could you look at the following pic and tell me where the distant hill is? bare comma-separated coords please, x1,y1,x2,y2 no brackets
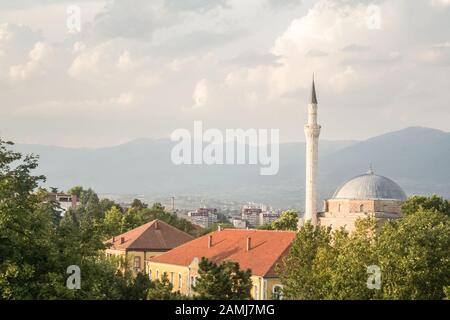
320,127,450,198
11,127,450,209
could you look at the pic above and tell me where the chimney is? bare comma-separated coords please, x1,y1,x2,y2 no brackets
218,225,222,232
246,237,251,251
120,237,125,244
155,220,159,230
208,235,213,248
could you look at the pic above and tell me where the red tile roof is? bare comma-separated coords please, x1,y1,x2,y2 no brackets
105,219,193,251
150,229,296,277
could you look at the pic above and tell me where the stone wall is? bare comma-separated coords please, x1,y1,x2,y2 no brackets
319,199,403,232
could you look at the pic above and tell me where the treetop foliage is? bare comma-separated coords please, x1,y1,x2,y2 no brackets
193,257,252,300
0,139,194,299
279,199,450,300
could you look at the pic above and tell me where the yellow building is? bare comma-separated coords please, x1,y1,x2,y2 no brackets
146,228,296,300
105,219,193,272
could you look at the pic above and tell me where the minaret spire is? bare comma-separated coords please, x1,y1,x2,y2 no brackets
302,74,321,228
311,73,317,104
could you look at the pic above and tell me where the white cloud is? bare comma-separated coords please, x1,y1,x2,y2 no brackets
0,1,106,42
269,1,381,93
431,0,450,7
9,41,49,80
11,91,136,118
0,22,41,65
328,66,358,92
1,0,450,146
421,42,450,65
111,92,134,105
192,79,209,108
73,41,86,52
433,42,450,49
117,50,134,71
67,46,102,78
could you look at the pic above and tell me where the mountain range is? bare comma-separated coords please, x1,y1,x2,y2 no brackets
11,127,450,209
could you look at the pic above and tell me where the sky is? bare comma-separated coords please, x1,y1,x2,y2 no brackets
0,0,449,147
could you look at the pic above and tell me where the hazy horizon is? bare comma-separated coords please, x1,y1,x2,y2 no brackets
7,125,448,149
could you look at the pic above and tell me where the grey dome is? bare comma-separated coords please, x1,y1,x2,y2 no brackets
332,170,407,200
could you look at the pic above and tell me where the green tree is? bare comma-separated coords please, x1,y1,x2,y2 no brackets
151,203,165,211
278,222,333,299
116,271,153,300
324,218,379,300
68,185,83,198
444,286,450,300
131,199,148,210
36,187,63,227
147,273,184,300
198,223,234,236
100,198,121,214
193,258,252,300
257,223,273,230
279,213,450,300
402,195,450,217
121,209,144,233
0,139,51,299
0,139,155,300
271,210,299,231
103,206,123,237
79,188,104,220
377,210,450,299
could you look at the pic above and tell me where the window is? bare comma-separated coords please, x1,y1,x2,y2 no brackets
170,272,174,284
253,285,258,299
272,285,283,300
156,270,159,280
133,256,141,272
190,276,197,289
178,273,182,289
338,204,341,212
360,204,364,212
148,269,152,280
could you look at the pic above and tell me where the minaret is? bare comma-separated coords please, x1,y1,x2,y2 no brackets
303,75,321,226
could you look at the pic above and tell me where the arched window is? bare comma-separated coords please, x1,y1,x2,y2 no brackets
338,204,342,212
272,285,283,300
156,270,159,280
178,273,182,289
360,204,364,212
148,269,152,280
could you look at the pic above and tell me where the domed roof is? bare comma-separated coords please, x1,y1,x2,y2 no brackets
332,169,407,200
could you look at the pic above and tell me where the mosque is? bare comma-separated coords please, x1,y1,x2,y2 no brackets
302,76,407,232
